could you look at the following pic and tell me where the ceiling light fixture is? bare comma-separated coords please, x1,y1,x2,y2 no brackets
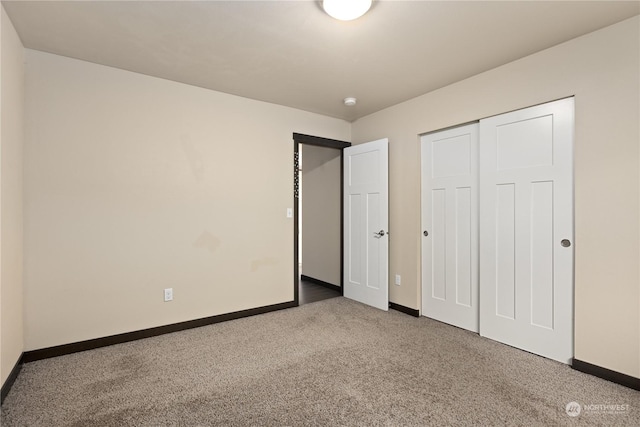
323,0,372,21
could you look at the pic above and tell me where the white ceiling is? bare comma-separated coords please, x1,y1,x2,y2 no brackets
3,1,639,122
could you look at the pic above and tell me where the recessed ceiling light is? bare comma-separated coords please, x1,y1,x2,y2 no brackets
323,0,372,21
344,97,357,107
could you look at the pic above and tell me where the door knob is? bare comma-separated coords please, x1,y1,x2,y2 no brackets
423,230,429,237
561,239,571,247
374,230,386,238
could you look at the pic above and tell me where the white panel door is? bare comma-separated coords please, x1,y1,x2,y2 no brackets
344,139,389,311
421,124,479,332
479,98,574,364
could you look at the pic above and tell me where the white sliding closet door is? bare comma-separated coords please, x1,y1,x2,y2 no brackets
479,98,574,364
421,123,479,332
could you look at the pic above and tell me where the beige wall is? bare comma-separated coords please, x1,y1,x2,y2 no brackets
301,144,341,286
1,6,25,387
9,9,640,385
23,50,350,351
351,16,640,378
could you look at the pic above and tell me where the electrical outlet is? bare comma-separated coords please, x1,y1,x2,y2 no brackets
395,274,401,286
164,288,173,302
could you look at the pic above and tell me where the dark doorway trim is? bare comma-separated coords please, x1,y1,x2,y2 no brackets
293,133,351,306
293,133,351,150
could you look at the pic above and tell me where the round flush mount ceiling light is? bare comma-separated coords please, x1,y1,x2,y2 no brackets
323,0,372,21
344,97,357,106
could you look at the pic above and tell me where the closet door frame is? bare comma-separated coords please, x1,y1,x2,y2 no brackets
419,97,575,364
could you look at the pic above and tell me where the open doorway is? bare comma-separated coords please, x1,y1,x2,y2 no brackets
293,133,351,305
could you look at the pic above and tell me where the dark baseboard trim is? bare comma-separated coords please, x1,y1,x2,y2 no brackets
572,358,640,391
389,302,420,317
22,301,297,364
300,275,342,294
1,353,23,405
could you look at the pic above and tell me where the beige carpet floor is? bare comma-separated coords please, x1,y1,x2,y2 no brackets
1,297,638,426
